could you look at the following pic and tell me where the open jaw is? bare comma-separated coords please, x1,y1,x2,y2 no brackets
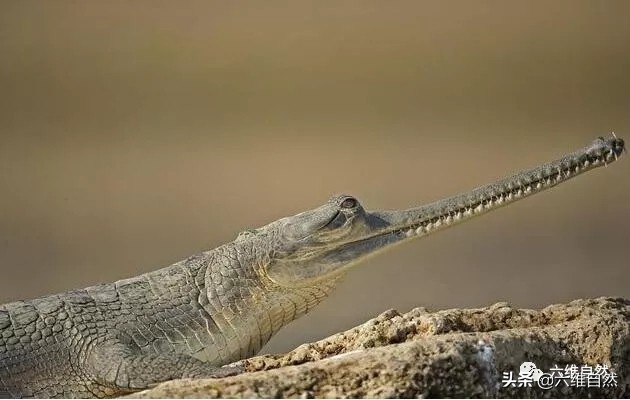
320,135,625,265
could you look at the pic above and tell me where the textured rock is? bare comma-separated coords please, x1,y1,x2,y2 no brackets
128,297,629,398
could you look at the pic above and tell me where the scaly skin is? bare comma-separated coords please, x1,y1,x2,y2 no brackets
0,135,625,398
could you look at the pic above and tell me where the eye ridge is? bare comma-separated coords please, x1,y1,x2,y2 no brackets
340,197,358,209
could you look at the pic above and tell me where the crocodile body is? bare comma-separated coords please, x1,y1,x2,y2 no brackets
0,136,625,398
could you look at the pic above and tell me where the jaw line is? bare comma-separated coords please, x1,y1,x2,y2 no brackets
315,220,409,267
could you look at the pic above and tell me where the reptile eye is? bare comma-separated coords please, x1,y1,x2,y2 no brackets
340,197,358,209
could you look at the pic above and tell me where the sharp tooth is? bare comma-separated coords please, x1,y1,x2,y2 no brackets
425,222,433,230
583,160,590,167
506,193,513,201
535,182,542,189
445,215,453,224
474,204,483,213
574,165,580,173
454,212,462,220
415,226,424,235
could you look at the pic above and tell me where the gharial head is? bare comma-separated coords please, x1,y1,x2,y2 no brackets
258,194,397,286
238,135,625,288
243,195,404,286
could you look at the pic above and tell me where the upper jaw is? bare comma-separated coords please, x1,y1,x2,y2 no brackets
310,212,416,259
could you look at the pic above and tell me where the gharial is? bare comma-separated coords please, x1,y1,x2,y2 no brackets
0,135,625,398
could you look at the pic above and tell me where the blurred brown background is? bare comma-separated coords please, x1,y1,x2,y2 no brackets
1,1,629,354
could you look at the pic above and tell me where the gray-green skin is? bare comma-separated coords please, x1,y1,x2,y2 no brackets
0,136,625,398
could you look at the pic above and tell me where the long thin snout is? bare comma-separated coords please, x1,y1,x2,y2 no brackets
367,135,624,241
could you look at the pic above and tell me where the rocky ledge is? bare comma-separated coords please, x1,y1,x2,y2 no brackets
128,297,628,398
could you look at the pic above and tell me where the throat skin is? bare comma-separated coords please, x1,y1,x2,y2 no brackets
0,135,624,398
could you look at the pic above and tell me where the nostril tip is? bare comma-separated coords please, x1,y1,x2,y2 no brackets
612,138,625,155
